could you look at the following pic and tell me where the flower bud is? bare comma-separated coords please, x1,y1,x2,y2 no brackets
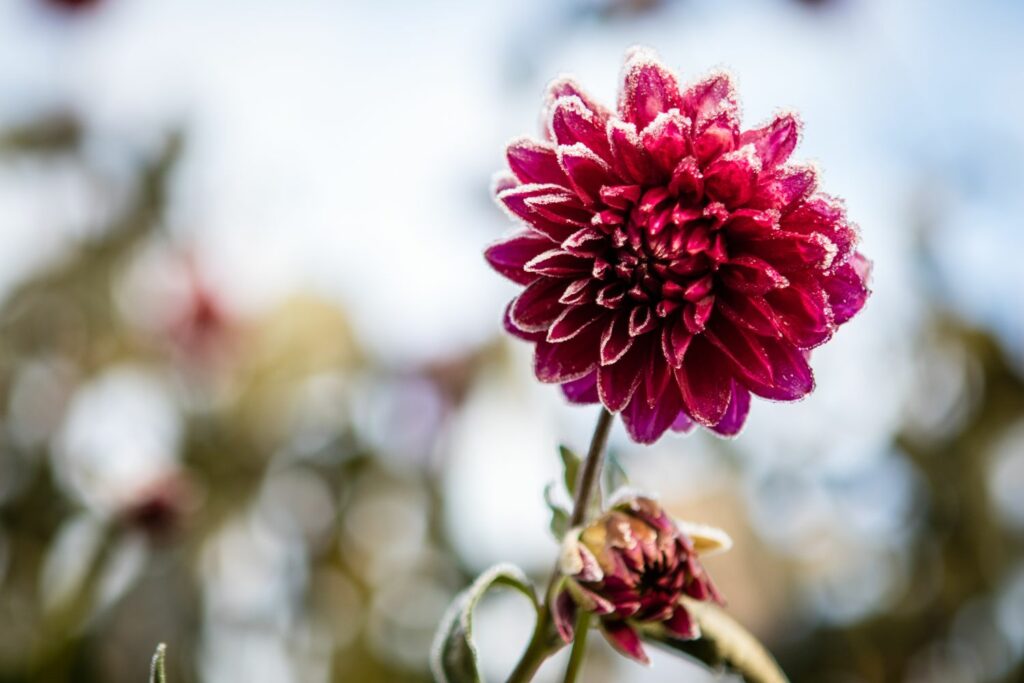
553,496,729,664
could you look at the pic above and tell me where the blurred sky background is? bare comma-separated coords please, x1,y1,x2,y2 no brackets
1,0,1023,682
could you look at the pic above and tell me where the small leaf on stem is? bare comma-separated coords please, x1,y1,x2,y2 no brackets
431,564,541,683
602,451,629,497
559,445,582,496
545,483,571,540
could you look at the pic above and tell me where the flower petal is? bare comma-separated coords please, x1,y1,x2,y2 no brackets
600,311,634,365
675,336,734,426
510,278,569,332
751,163,817,211
506,137,569,185
739,112,800,168
640,109,690,176
742,336,815,400
503,301,544,341
558,143,616,204
705,318,774,387
484,232,553,284
765,279,835,348
680,71,737,126
561,370,599,404
534,324,602,383
546,76,611,125
622,370,683,444
663,606,700,640
618,47,683,131
822,253,871,324
547,305,605,343
600,620,650,664
709,381,750,436
550,96,613,161
524,249,592,278
704,146,761,207
496,183,583,242
607,119,653,184
552,590,577,644
720,255,789,295
598,337,649,412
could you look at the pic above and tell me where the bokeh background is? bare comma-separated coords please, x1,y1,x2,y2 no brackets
0,0,1023,681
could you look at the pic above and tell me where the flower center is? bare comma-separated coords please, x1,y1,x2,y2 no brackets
593,179,729,331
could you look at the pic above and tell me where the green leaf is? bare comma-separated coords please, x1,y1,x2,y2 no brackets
558,445,581,496
544,483,571,540
603,451,629,497
149,643,167,683
641,597,790,683
431,564,540,683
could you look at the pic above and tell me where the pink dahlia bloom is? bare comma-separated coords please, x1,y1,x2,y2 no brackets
486,48,870,443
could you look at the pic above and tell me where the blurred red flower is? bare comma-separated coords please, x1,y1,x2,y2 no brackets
487,48,870,442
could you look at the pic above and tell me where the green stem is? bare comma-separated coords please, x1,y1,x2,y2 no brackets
561,613,591,683
506,408,613,683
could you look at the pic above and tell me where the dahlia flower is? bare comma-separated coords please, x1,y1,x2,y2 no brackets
553,497,729,664
486,48,870,443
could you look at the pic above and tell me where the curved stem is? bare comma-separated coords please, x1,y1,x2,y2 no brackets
568,408,613,527
506,408,614,683
561,613,590,683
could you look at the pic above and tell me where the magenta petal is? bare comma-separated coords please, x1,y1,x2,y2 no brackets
558,143,616,204
640,109,690,175
622,377,682,444
496,184,582,242
663,607,700,640
598,338,648,412
503,301,545,342
751,163,817,211
661,314,693,368
524,249,592,278
692,109,739,165
510,278,568,332
553,590,577,644
671,411,695,433
550,96,613,161
484,233,554,285
535,327,600,383
718,290,781,338
709,381,750,436
548,305,604,343
742,231,834,272
680,72,736,125
675,336,733,426
546,76,611,124
561,371,599,404
720,255,789,295
765,280,834,348
704,147,760,207
619,48,683,131
823,253,871,324
739,112,800,168
607,119,652,184
705,318,774,387
600,620,650,665
780,194,855,261
506,138,569,185
743,336,815,400
600,311,634,365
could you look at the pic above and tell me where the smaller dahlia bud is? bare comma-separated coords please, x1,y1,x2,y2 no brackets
553,497,730,664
